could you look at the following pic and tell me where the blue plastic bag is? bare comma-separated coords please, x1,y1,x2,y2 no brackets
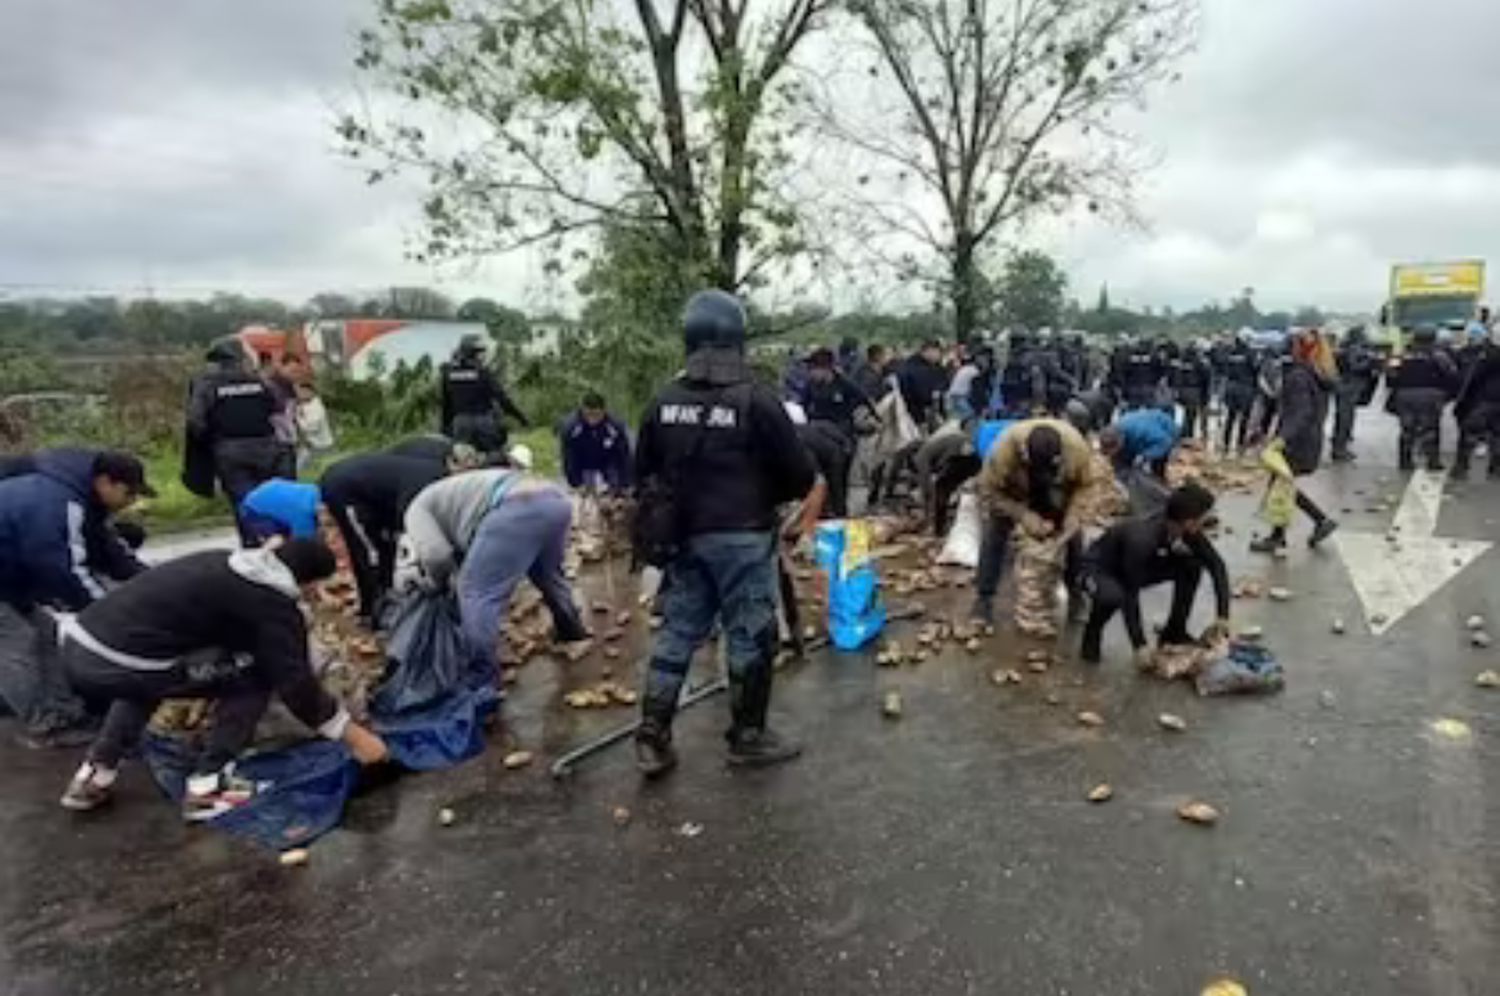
814,520,886,651
1195,639,1285,697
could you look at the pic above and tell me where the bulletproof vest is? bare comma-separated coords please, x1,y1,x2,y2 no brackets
1396,350,1446,392
208,373,276,440
652,380,754,457
1221,351,1255,385
1123,351,1157,387
1169,358,1203,389
443,363,493,415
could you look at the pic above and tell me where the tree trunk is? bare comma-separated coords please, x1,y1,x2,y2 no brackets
952,234,978,343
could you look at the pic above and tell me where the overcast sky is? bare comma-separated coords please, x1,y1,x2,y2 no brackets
2,0,1496,314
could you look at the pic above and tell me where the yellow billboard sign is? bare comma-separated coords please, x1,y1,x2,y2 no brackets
1390,260,1485,299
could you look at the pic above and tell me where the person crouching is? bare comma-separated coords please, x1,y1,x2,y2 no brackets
58,540,389,818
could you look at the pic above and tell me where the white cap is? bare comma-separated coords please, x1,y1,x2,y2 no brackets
507,443,534,471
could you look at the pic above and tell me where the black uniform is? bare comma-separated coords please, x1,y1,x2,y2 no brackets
898,355,948,428
185,345,294,545
797,420,856,519
320,454,447,620
1000,342,1045,416
1120,343,1163,410
1037,344,1077,416
1217,343,1257,452
387,435,457,465
1331,332,1377,460
1454,343,1500,478
1080,514,1231,661
1168,350,1213,440
439,358,527,455
803,371,871,441
634,330,816,764
1389,340,1457,471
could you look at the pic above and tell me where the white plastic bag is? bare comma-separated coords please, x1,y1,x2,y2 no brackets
937,492,982,568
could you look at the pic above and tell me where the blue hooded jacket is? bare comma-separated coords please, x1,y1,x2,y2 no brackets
559,412,632,489
1116,408,1179,463
0,448,144,612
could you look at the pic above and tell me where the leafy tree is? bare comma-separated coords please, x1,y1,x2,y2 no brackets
382,286,455,319
307,292,361,317
833,0,1197,340
992,250,1067,331
341,0,833,293
1292,305,1325,328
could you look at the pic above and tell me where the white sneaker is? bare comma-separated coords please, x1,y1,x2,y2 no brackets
60,762,117,812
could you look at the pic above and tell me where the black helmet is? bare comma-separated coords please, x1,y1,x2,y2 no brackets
457,333,487,359
1413,325,1438,345
683,289,746,353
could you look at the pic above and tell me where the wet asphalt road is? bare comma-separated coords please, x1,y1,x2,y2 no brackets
4,410,1500,996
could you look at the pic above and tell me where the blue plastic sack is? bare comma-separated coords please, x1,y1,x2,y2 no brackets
372,590,485,715
1195,639,1285,697
814,520,886,651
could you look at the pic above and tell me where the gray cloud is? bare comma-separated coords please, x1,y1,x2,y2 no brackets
1,0,1498,315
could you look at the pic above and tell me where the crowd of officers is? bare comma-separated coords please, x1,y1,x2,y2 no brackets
9,296,1500,820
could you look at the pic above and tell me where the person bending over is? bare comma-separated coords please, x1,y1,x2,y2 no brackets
1079,483,1231,667
58,539,388,818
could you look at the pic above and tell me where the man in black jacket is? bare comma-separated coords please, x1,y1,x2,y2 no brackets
1453,334,1500,479
320,446,480,622
185,340,295,545
1168,345,1213,440
1216,338,1258,453
439,335,529,456
633,289,816,777
898,340,949,428
1389,326,1458,471
1079,483,1231,666
1331,327,1377,462
57,540,389,818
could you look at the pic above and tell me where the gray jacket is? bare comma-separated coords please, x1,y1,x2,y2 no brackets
403,469,518,582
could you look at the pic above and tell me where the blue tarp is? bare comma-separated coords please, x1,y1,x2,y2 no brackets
144,591,498,849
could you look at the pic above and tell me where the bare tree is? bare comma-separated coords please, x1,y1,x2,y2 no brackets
828,0,1198,339
340,0,834,294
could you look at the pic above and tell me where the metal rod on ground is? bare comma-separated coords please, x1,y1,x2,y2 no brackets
548,605,922,779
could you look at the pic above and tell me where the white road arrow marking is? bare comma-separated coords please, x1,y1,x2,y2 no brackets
1334,470,1491,636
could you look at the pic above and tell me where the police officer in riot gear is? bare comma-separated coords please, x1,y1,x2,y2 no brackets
184,339,294,545
1120,338,1163,410
1168,344,1213,440
632,290,816,778
1216,337,1258,454
1453,328,1500,479
1388,326,1458,471
1000,332,1045,416
438,335,529,456
1330,326,1377,462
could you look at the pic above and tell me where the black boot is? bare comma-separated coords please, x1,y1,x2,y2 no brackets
634,689,679,779
725,667,801,768
1249,528,1287,554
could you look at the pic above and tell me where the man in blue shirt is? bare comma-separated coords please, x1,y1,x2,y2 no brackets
559,392,632,492
1100,407,1179,482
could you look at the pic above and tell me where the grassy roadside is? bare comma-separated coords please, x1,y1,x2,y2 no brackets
132,427,564,535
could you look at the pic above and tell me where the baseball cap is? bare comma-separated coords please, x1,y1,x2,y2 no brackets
93,451,157,498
